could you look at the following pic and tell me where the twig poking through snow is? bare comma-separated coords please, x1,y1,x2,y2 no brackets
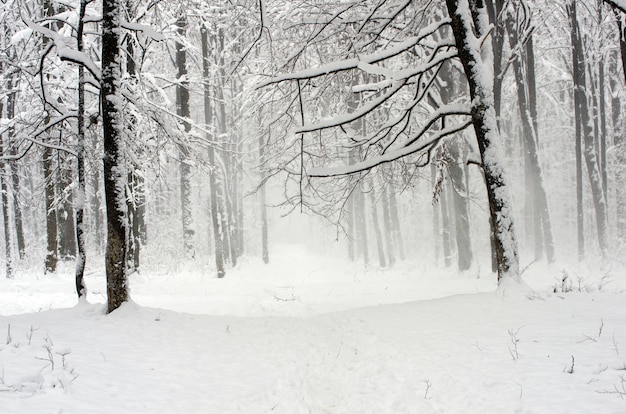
424,379,432,399
565,355,575,374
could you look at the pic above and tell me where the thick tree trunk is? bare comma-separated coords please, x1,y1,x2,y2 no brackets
102,0,129,313
175,11,195,260
446,0,520,282
568,0,610,256
201,24,226,277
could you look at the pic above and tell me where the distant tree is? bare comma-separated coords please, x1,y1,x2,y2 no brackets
567,0,609,257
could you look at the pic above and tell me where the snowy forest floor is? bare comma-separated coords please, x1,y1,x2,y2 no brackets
1,244,626,413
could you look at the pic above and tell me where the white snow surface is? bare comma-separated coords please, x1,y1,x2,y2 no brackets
1,245,625,413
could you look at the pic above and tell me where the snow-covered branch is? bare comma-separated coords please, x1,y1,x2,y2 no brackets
23,17,101,81
307,120,472,178
258,18,452,88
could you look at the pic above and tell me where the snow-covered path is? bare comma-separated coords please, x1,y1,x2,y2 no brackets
1,246,625,413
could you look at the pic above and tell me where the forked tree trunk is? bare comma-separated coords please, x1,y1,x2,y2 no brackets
102,0,129,313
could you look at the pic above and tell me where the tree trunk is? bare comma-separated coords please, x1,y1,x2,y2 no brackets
201,23,226,277
355,180,369,266
43,146,58,273
175,11,195,260
439,176,453,268
446,0,520,282
505,15,555,263
102,0,129,313
388,189,405,261
381,187,396,267
448,140,473,271
568,0,610,256
0,95,13,278
369,181,387,268
4,74,25,260
57,161,77,260
74,0,88,298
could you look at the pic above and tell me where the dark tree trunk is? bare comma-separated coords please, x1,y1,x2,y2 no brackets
568,0,610,256
4,74,25,260
74,0,88,298
201,23,226,277
57,161,77,260
43,146,58,273
102,0,129,313
175,11,195,260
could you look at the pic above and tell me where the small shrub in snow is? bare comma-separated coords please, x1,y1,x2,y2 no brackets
0,328,78,394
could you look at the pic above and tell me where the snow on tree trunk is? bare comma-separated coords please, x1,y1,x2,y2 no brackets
74,0,88,298
102,0,129,313
445,0,520,283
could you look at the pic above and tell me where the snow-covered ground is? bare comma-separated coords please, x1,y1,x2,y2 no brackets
1,244,625,413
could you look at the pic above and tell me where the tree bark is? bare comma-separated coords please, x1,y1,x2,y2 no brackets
74,0,88,298
446,0,520,282
43,145,58,273
102,0,129,312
